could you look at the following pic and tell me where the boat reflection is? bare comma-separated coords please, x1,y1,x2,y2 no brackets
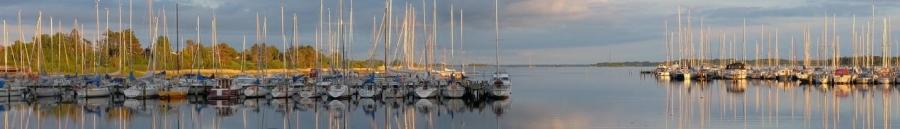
659,78,898,129
0,95,510,129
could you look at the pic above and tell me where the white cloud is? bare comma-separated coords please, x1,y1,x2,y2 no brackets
503,0,611,27
172,0,228,9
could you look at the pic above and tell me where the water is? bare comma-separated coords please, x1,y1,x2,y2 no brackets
2,67,898,129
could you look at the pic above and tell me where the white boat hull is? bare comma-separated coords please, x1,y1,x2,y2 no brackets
0,87,26,97
490,85,511,97
123,88,159,98
32,88,63,97
298,86,320,98
327,85,350,98
357,87,381,98
877,77,892,84
442,84,466,98
76,88,110,98
414,87,438,98
833,75,854,84
243,86,270,98
270,86,296,98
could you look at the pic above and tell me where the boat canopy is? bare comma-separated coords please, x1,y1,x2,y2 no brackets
834,68,851,76
726,63,746,70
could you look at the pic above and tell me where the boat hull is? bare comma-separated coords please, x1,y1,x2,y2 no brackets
159,87,190,99
489,85,512,98
123,88,159,98
0,87,26,97
207,89,239,100
298,86,321,98
76,88,110,98
357,86,381,98
270,86,296,98
414,87,438,98
442,84,466,98
327,85,350,98
243,86,270,98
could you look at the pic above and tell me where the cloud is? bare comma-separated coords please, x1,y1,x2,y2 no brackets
503,0,609,27
170,0,228,9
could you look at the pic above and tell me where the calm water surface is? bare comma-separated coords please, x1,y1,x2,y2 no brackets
2,67,898,129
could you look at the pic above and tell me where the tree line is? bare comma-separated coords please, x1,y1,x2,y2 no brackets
1,29,384,74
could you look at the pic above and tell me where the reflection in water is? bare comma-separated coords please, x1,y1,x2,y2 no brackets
0,96,509,129
659,78,898,129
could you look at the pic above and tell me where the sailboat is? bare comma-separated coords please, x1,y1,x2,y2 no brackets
271,7,297,99
358,74,381,98
327,82,350,98
124,9,166,99
242,15,270,98
326,5,351,99
442,8,465,98
75,4,113,98
240,76,268,98
490,0,511,98
76,75,111,98
376,1,405,98
0,15,24,99
123,73,163,98
268,74,294,98
414,1,440,99
156,9,188,99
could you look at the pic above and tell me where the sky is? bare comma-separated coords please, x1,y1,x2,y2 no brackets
1,0,898,64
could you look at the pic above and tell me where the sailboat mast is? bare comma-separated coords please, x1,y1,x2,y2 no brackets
292,14,298,74
460,10,465,73
147,0,154,73
450,4,455,71
883,17,889,68
432,0,438,76
195,16,200,75
2,20,5,68
242,35,246,73
93,0,100,74
264,16,269,75
255,13,260,75
494,0,501,73
175,1,180,75
318,0,324,74
36,11,44,74
212,16,219,75
281,0,288,74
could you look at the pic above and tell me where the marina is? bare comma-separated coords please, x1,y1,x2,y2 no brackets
14,0,900,128
0,0,511,104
